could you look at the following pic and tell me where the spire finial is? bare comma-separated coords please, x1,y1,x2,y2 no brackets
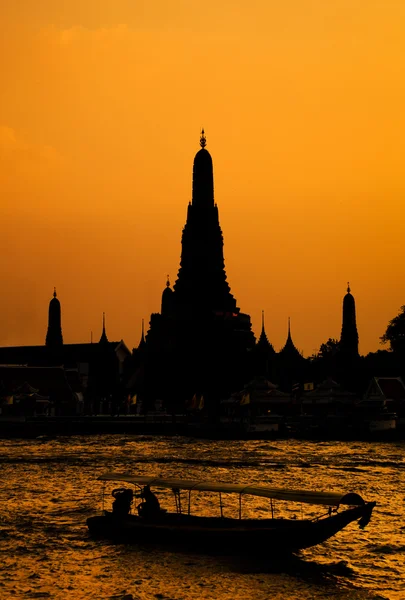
347,281,351,293
99,312,108,343
200,128,206,149
166,274,170,288
288,317,291,337
261,310,265,331
142,318,144,336
53,287,57,298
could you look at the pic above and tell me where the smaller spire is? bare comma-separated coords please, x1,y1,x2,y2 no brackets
53,287,57,298
99,312,109,343
138,318,146,350
257,309,274,353
200,128,206,149
347,281,351,293
279,316,302,359
166,274,170,288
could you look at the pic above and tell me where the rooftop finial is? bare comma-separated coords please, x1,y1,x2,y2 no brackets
99,312,108,343
53,287,57,298
261,310,265,331
347,282,351,293
200,128,206,149
166,274,170,288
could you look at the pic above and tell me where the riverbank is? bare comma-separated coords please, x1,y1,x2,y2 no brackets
0,415,403,441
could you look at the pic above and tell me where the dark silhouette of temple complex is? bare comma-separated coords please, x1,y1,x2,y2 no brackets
143,131,255,409
0,290,131,415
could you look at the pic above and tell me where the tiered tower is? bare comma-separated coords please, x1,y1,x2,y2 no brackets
45,288,63,348
173,130,240,318
145,131,255,404
339,283,359,357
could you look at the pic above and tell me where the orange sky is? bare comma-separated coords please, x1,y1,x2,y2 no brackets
1,0,405,356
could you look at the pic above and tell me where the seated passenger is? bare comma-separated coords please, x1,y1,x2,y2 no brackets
136,485,161,518
112,487,133,517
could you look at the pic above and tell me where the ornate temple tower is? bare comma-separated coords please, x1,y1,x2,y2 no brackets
145,131,255,406
339,283,359,357
173,130,239,318
161,276,174,316
45,288,63,348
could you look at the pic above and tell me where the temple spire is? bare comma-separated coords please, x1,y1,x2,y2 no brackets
99,312,109,344
340,283,359,357
191,128,214,207
138,318,146,350
161,275,174,315
257,309,274,353
279,316,302,358
45,288,63,348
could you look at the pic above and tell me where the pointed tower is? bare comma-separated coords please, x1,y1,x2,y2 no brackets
339,283,359,356
138,318,146,351
45,288,63,348
254,310,275,377
173,130,239,317
257,310,275,353
145,131,255,406
279,318,302,359
161,275,174,316
99,312,109,344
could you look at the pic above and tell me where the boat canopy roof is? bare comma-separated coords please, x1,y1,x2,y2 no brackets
97,472,365,507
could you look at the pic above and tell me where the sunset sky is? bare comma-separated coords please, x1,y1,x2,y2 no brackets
1,1,405,357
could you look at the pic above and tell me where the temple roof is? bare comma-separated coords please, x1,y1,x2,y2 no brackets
99,313,109,344
256,311,275,353
279,318,302,358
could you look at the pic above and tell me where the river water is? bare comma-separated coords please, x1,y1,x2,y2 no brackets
0,435,403,600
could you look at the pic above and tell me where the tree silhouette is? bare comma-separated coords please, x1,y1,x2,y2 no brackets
380,306,405,355
319,338,340,359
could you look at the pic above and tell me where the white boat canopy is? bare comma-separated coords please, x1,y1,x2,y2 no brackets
97,472,365,507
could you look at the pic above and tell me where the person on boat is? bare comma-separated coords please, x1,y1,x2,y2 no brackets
111,487,133,517
136,485,161,518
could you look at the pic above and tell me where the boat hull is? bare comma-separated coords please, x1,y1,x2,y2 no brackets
87,502,376,553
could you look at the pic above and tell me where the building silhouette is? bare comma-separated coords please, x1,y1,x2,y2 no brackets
0,291,131,416
45,288,63,348
253,310,276,379
339,283,359,357
143,131,255,410
276,317,306,391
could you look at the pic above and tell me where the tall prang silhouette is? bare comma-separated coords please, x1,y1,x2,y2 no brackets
340,283,359,357
144,131,255,409
172,129,239,318
45,288,63,348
